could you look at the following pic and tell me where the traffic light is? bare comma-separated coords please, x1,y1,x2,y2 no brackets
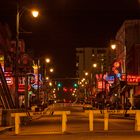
57,82,62,88
63,87,68,92
70,88,73,92
73,83,78,88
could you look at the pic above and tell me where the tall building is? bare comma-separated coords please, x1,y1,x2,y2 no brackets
76,47,107,79
114,20,140,107
115,19,140,75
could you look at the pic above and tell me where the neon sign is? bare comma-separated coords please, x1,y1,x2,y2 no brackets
31,74,42,89
97,81,105,90
96,73,115,84
18,84,31,92
121,74,140,83
112,61,122,76
105,75,115,84
0,72,13,85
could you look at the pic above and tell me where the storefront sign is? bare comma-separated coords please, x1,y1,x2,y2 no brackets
121,74,140,85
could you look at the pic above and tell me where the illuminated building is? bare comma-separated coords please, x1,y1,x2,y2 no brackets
111,20,140,108
76,47,107,79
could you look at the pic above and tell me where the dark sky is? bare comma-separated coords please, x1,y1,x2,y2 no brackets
0,0,140,78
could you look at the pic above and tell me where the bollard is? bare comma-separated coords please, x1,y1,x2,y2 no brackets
15,113,20,135
135,110,140,131
62,112,67,133
104,110,109,131
89,110,93,131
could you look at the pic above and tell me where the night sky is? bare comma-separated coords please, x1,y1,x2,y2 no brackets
0,0,140,78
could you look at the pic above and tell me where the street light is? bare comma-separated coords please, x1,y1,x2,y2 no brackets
31,10,39,18
85,72,89,76
14,1,39,108
110,40,127,108
92,63,97,87
93,63,97,68
110,40,126,74
111,44,116,50
45,58,51,64
49,68,54,73
36,57,50,105
44,58,51,78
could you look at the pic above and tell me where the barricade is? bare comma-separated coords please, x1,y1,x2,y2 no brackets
11,110,70,135
85,110,140,132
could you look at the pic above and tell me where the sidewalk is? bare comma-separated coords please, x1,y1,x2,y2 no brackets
0,126,13,134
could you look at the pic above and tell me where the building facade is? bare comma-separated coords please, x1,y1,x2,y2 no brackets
114,20,140,108
76,47,107,79
116,19,140,75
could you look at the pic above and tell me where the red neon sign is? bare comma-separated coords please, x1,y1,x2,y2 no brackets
121,74,140,83
5,72,13,85
18,84,31,92
114,62,120,68
0,72,13,85
97,81,105,89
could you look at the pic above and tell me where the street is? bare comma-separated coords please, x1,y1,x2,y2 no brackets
1,1,140,140
1,131,140,140
0,103,137,135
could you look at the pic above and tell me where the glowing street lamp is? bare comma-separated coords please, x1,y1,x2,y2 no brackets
111,44,116,50
45,58,50,63
85,72,88,76
110,40,126,74
44,58,51,78
49,82,52,87
93,63,97,68
31,10,39,18
15,2,39,108
46,76,49,80
49,68,54,73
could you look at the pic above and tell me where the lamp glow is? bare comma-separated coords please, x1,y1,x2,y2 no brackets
111,44,116,50
32,10,39,18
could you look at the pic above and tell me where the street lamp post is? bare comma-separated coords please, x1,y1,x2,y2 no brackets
37,60,40,105
110,40,127,108
14,1,39,108
91,64,97,88
36,57,52,106
91,63,97,98
110,40,126,75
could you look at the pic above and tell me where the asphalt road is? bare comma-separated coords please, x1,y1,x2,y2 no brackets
1,132,140,140
0,103,138,139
